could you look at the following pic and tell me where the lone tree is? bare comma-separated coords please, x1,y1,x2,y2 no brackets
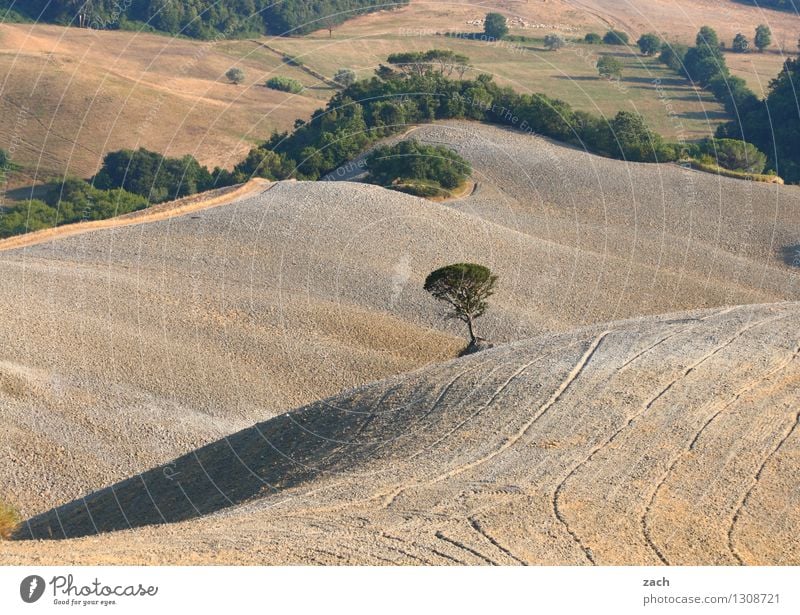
597,55,623,79
544,34,566,51
424,263,497,346
732,33,750,53
754,24,772,52
484,12,508,40
637,33,661,56
225,67,245,85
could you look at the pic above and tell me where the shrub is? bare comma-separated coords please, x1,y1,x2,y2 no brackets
0,148,10,170
698,138,767,173
366,139,471,190
603,30,629,45
584,32,602,44
483,12,508,40
333,68,357,87
637,33,661,56
225,67,245,85
265,76,304,94
0,500,19,540
597,55,623,79
544,34,566,51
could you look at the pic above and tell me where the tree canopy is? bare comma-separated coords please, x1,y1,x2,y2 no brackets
597,55,623,79
637,33,661,55
365,140,471,193
9,1,409,38
603,30,629,45
483,13,508,40
93,148,213,203
754,24,772,52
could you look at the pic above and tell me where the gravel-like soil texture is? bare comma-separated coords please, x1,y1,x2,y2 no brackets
2,121,799,564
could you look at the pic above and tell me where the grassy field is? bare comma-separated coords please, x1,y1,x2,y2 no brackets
0,24,335,193
260,33,727,141
4,0,797,198
724,50,789,98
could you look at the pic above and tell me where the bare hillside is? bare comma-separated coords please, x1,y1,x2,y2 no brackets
1,121,800,564
6,302,800,565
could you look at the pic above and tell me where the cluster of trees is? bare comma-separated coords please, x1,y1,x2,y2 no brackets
731,25,772,53
0,179,146,239
661,25,761,120
10,0,408,38
93,148,215,202
693,138,767,173
583,30,630,45
1,147,217,239
385,50,471,78
717,56,800,181
657,25,800,181
365,140,471,195
230,59,681,187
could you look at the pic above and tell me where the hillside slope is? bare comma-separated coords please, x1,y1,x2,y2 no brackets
2,120,800,520
0,24,331,189
7,301,800,565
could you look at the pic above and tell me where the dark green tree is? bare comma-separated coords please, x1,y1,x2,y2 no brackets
424,263,497,345
732,33,750,53
603,29,629,45
754,24,772,52
483,12,508,40
698,138,767,173
637,33,661,55
366,139,471,192
584,32,602,44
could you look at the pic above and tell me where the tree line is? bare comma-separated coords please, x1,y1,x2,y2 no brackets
657,25,800,181
6,1,408,38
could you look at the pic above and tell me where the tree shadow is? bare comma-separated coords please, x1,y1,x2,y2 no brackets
678,110,730,121
780,244,800,267
14,391,388,540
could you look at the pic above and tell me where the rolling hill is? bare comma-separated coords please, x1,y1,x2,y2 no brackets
1,120,800,563
6,302,800,564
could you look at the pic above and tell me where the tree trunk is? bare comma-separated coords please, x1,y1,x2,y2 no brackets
466,316,476,345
